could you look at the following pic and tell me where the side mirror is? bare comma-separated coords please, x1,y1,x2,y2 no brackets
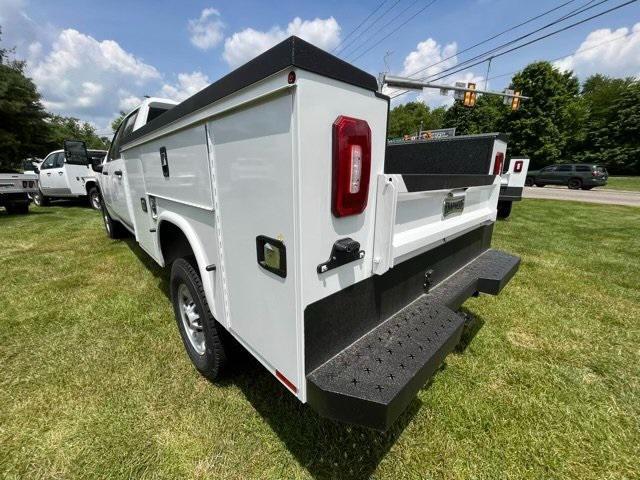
64,139,90,165
91,163,103,173
34,166,40,174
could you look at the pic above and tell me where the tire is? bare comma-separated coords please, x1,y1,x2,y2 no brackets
5,202,29,215
497,200,513,219
101,201,127,239
568,178,582,190
171,258,227,381
582,186,594,190
88,186,101,210
32,190,50,206
535,183,544,187
524,177,534,187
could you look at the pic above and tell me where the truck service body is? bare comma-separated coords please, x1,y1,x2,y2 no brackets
98,37,520,430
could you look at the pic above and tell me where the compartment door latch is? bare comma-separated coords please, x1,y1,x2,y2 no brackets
317,238,365,274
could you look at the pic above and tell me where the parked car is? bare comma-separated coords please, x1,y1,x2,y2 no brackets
97,36,521,431
33,144,107,210
525,163,608,190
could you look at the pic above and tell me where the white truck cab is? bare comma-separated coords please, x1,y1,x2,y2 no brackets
34,146,107,209
98,37,521,431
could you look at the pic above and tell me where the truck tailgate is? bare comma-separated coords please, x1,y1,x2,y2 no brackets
373,135,506,274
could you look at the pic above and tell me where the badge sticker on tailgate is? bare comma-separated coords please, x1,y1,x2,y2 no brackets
443,191,465,219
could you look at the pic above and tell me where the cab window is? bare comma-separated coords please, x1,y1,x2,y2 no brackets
53,152,65,168
556,165,572,172
541,166,555,172
575,165,590,172
41,154,53,170
107,110,138,161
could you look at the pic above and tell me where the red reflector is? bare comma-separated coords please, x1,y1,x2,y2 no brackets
332,116,371,217
493,152,504,175
287,71,296,84
514,160,523,173
275,370,297,393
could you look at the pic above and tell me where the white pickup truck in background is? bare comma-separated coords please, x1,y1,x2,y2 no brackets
0,169,38,214
33,144,107,210
97,36,521,430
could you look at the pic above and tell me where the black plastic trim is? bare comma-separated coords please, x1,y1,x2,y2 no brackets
499,185,523,201
122,36,379,147
256,235,287,278
402,174,496,191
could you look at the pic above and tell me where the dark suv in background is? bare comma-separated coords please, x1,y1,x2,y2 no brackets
525,164,608,190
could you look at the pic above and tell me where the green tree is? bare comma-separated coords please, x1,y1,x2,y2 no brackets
582,81,640,174
506,61,582,168
0,31,49,170
45,115,108,151
387,102,446,138
442,94,508,135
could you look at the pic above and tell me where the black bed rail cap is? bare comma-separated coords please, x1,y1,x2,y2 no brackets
123,36,379,147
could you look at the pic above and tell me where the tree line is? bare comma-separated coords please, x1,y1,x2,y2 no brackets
389,61,639,174
0,33,108,171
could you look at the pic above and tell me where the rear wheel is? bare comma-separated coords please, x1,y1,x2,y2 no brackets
32,190,50,206
171,258,227,381
568,178,582,190
88,186,101,210
524,177,534,187
101,201,127,239
497,200,513,219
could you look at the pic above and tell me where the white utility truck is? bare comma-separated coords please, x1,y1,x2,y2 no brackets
33,142,107,210
0,169,38,214
98,37,521,430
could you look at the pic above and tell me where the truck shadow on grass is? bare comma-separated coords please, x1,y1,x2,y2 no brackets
121,237,484,479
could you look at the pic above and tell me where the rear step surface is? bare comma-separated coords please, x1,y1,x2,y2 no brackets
306,249,519,431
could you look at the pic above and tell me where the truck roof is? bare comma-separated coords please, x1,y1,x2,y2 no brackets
122,36,379,147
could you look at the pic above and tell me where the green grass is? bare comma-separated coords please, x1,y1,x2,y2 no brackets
603,176,640,191
1,200,639,479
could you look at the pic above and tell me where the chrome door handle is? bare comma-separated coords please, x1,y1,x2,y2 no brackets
58,172,63,175
46,173,51,176
114,170,123,177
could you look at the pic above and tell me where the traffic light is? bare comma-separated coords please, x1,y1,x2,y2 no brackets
510,90,521,111
463,83,477,107
504,89,522,111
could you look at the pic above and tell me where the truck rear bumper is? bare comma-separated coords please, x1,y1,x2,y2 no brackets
305,229,519,430
499,185,523,201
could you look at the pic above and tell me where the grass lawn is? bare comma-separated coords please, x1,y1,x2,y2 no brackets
603,176,640,191
1,200,639,479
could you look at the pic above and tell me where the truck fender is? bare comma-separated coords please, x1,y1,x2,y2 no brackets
155,213,217,316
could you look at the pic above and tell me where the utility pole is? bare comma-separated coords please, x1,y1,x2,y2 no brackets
484,57,493,91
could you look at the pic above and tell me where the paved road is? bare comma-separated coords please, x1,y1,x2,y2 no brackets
523,186,640,207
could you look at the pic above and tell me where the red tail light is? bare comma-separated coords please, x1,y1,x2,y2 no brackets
493,152,504,175
332,116,371,217
514,160,523,173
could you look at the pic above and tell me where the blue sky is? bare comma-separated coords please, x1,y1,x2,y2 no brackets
2,0,639,132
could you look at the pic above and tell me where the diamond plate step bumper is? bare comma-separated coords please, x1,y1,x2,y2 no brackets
306,249,519,431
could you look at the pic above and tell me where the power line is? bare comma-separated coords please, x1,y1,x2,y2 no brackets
484,31,634,83
405,0,611,81
337,0,403,57
332,0,388,53
349,0,440,63
390,0,634,99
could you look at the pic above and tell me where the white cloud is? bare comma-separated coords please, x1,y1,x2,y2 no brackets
189,7,224,50
554,23,640,78
384,38,482,108
28,29,160,128
223,17,341,68
160,71,210,102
